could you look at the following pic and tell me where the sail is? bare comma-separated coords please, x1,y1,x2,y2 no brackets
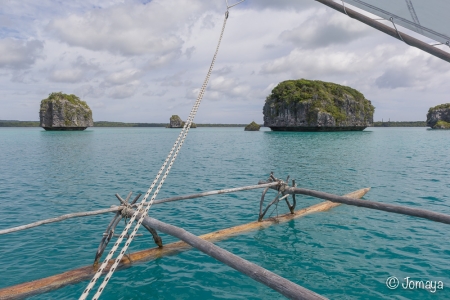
344,0,450,45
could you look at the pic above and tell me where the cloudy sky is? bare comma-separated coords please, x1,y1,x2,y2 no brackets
1,0,450,123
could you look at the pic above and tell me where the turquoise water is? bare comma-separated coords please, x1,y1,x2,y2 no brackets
0,127,449,299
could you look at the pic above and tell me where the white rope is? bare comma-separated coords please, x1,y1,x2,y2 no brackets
80,9,230,300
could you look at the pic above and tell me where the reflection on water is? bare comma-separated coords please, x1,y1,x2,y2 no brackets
39,131,95,202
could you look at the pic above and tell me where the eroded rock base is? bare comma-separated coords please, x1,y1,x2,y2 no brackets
43,127,87,131
269,126,367,132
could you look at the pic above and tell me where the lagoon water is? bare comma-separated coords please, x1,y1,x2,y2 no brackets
0,127,449,299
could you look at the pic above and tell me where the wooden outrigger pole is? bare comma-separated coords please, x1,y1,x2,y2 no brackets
259,180,450,225
0,184,369,300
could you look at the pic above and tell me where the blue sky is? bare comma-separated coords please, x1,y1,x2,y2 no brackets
1,0,449,123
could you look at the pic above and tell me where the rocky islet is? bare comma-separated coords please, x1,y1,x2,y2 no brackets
39,92,93,131
427,103,450,129
168,115,196,128
263,79,374,131
244,121,261,131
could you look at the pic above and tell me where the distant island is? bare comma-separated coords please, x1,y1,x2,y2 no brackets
0,121,250,127
0,120,431,128
372,121,427,127
263,79,374,131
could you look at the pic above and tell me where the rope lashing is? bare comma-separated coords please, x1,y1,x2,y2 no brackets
258,174,298,221
80,6,237,300
341,0,348,16
390,17,408,45
93,193,142,270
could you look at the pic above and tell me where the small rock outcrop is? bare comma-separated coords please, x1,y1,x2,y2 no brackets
39,92,93,131
263,79,374,131
168,115,196,128
169,115,184,128
427,103,450,129
245,121,260,131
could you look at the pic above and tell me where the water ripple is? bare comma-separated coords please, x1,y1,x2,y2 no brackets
0,127,449,299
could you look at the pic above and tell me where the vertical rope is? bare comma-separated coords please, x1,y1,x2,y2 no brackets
80,11,229,300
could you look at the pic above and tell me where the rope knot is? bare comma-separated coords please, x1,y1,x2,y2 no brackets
278,182,287,193
120,206,133,218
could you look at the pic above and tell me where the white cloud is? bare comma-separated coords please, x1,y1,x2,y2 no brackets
146,51,181,69
108,80,140,99
279,10,371,48
186,87,200,99
201,14,216,29
11,70,37,83
159,71,191,87
213,65,233,75
143,89,168,97
263,82,277,95
374,47,450,90
208,76,250,98
48,8,177,56
0,39,44,69
46,0,220,59
105,69,142,85
184,46,196,59
243,0,317,11
47,55,101,83
48,68,84,83
74,84,105,98
260,47,374,77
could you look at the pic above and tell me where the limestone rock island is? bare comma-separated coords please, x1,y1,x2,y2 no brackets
427,103,450,129
39,92,93,131
169,115,184,128
168,115,196,128
245,121,260,131
263,79,374,131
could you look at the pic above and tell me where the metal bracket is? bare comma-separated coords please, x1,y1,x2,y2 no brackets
93,191,162,268
258,173,297,221
225,0,245,18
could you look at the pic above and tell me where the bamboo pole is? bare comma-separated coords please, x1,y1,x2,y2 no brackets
315,0,450,64
150,182,279,205
0,207,120,236
260,181,450,225
138,216,327,300
0,188,369,300
293,187,450,225
0,182,278,236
